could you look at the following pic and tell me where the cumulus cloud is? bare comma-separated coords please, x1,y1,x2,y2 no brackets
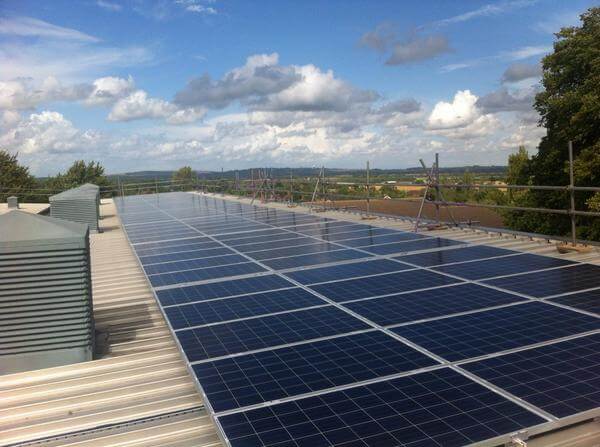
0,111,99,154
109,90,206,124
0,77,92,110
175,53,378,113
175,53,298,109
85,76,135,106
476,87,538,113
501,63,542,83
175,0,217,15
0,16,99,42
427,90,500,140
0,76,136,110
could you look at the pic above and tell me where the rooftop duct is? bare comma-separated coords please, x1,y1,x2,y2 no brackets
49,184,100,232
0,211,94,374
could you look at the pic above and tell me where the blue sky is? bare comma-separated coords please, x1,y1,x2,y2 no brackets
0,0,595,175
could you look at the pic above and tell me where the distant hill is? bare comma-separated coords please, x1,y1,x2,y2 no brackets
109,165,507,181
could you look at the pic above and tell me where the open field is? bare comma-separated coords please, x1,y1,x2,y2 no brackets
323,199,506,228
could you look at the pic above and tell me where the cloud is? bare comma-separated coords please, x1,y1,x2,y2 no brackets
476,87,538,113
0,77,92,110
503,45,551,60
0,110,99,154
108,90,206,124
431,0,537,27
376,99,421,114
0,76,135,110
426,90,501,140
386,35,451,65
441,45,551,73
428,90,480,129
358,22,396,52
175,53,299,109
174,0,218,15
175,53,377,113
501,63,542,83
85,76,135,106
0,16,99,42
96,0,122,11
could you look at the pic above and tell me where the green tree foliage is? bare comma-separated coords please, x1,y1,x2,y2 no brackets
172,166,194,182
0,150,37,202
46,161,110,191
504,8,600,240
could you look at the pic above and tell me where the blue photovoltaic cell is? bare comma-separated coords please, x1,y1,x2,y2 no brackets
149,262,266,287
364,237,464,255
193,331,438,412
131,236,212,251
549,289,600,315
217,368,545,447
463,333,600,418
156,274,295,307
344,283,526,327
215,229,290,242
340,232,425,248
142,254,248,275
247,243,341,261
283,259,412,285
262,249,371,270
227,232,309,247
164,288,326,329
309,269,462,303
235,237,318,253
138,247,233,265
432,254,575,280
320,228,397,242
393,302,600,361
396,245,518,267
134,240,223,258
176,306,370,362
483,263,600,298
128,229,199,244
293,223,369,236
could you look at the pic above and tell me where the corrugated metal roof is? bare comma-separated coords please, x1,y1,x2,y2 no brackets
0,199,221,447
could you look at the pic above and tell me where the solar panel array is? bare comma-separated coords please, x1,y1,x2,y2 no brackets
115,192,600,447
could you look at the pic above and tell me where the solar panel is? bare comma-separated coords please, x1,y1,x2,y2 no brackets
396,245,518,267
309,269,462,303
392,302,600,361
284,259,412,285
364,237,465,255
156,274,295,306
432,253,575,280
148,262,267,287
548,289,600,315
142,253,248,275
261,249,370,270
246,243,342,261
176,306,370,362
217,368,546,447
463,333,600,418
164,288,326,329
115,192,600,447
343,283,526,326
483,263,600,297
193,331,438,412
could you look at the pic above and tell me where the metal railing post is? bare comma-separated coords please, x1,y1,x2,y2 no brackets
568,141,577,246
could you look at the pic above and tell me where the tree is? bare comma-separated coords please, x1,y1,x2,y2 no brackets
505,8,600,240
0,150,37,202
46,160,110,191
172,166,195,190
